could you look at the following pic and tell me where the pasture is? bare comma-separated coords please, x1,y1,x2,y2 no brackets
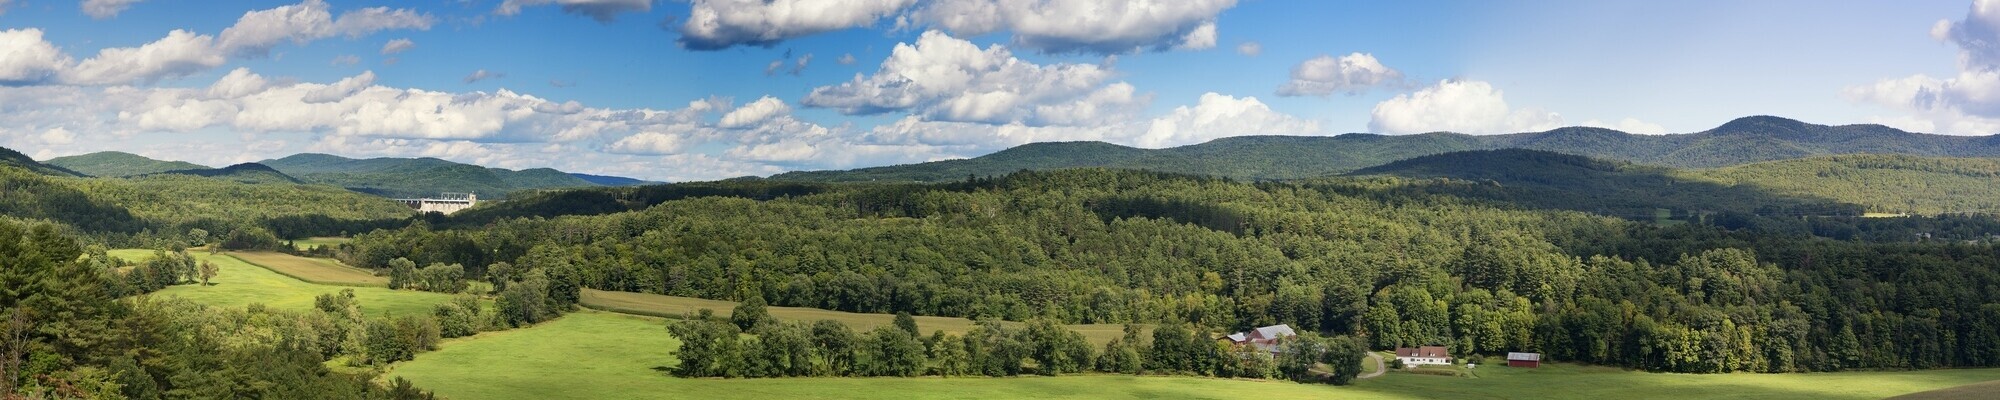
229,251,386,286
146,251,456,317
390,311,2000,400
388,311,1360,400
582,289,1146,345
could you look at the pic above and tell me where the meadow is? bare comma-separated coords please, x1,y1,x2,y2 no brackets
229,251,386,286
144,251,456,317
290,236,352,250
582,289,1146,345
388,311,2000,400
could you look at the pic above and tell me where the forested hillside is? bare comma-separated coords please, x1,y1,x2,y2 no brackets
1686,154,2000,215
261,153,605,199
1344,150,1862,220
141,163,303,185
772,116,2000,182
44,151,208,177
339,168,2000,374
0,159,412,246
0,146,82,177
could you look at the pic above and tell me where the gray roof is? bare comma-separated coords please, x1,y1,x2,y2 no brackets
1253,324,1296,339
1507,352,1542,361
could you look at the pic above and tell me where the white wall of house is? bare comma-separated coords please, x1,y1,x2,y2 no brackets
1401,357,1451,366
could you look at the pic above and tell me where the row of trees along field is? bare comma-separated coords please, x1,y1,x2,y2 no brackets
0,218,440,399
673,302,1368,384
329,169,2000,373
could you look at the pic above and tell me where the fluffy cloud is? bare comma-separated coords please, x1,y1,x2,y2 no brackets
678,0,913,50
802,31,1148,126
1847,0,2000,135
1236,41,1261,56
1134,93,1319,147
380,38,415,55
1368,79,1563,134
64,30,226,85
838,53,857,65
0,29,71,85
214,0,433,57
497,0,652,22
865,92,1319,151
207,68,270,98
28,1,429,86
301,70,374,103
718,96,790,128
1276,53,1402,97
907,0,1235,54
82,0,144,19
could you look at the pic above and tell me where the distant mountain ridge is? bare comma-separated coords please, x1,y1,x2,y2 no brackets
1,147,85,177
142,163,303,185
258,153,609,199
770,116,2000,182
46,151,208,177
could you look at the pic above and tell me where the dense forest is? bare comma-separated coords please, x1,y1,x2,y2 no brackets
770,116,2000,182
334,168,2000,373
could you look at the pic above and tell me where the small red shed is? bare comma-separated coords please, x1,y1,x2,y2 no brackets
1506,352,1541,368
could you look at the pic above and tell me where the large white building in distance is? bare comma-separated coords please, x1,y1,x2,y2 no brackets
396,192,478,215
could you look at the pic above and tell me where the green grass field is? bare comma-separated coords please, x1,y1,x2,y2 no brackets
105,248,158,263
389,311,1364,400
582,289,1145,345
229,251,387,287
145,251,456,317
388,311,2000,400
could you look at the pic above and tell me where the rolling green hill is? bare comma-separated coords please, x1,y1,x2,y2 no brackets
1684,154,2000,215
0,146,85,177
45,151,208,177
259,153,606,199
1342,149,1859,220
143,163,303,185
771,116,2000,183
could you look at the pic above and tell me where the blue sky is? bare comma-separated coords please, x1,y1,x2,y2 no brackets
0,0,1991,181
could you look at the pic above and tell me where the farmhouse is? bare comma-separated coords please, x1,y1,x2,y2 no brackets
1221,324,1297,354
1507,352,1542,368
1395,346,1453,366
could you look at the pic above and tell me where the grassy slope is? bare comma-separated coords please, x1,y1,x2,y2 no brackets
147,251,453,317
582,289,1143,346
389,311,1364,400
229,251,386,287
391,311,2000,400
44,151,207,177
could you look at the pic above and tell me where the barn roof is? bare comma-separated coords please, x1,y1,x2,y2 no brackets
1253,324,1295,339
1507,352,1542,361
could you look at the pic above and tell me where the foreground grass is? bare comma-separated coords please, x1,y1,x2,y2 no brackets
391,311,2000,400
390,311,1362,400
1356,361,2000,400
230,251,386,286
583,289,1144,346
147,251,455,317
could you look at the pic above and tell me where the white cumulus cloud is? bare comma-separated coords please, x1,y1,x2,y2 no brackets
1847,0,2000,135
0,29,72,85
907,0,1236,54
802,31,1147,126
1368,79,1564,134
1276,53,1402,97
678,0,914,50
1236,41,1261,56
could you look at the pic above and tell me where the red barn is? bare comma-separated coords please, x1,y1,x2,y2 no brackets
1507,352,1542,368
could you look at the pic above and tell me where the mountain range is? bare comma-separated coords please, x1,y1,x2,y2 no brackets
32,151,651,199
769,116,2000,182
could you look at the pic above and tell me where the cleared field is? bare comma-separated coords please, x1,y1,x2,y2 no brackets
230,251,386,287
389,311,1364,400
1355,362,2000,400
291,237,352,250
147,252,456,317
1888,379,2000,399
105,249,158,263
391,311,2000,400
582,289,1145,345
